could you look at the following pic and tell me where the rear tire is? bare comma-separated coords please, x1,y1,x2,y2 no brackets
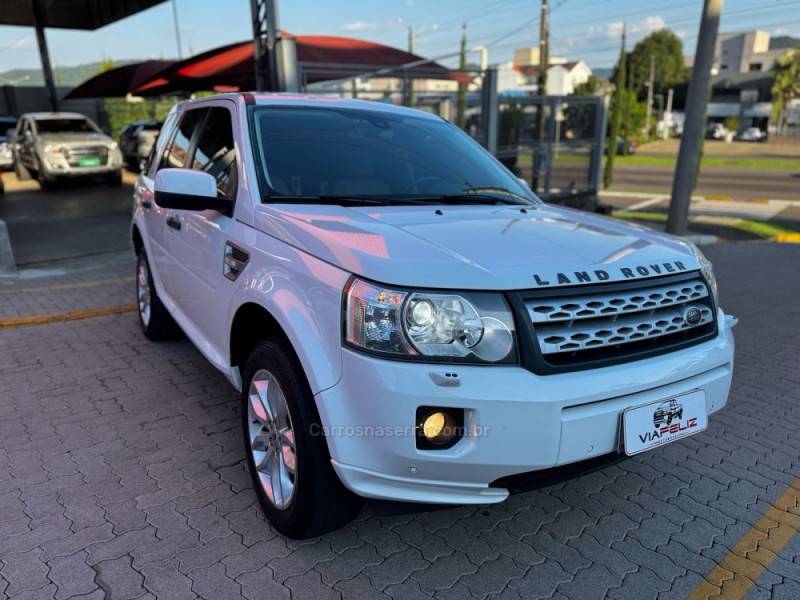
107,171,123,187
136,250,178,341
241,339,362,538
14,160,31,181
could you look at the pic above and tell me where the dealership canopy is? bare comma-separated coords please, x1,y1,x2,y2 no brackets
132,35,469,95
0,0,168,109
64,60,175,99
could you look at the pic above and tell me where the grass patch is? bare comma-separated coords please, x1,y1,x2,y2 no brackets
616,155,800,170
612,210,800,240
734,220,798,238
612,210,667,222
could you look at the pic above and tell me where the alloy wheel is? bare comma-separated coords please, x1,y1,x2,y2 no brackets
137,257,152,327
247,369,297,510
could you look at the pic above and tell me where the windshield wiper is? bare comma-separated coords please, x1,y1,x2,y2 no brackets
265,195,392,206
402,193,531,206
263,193,533,207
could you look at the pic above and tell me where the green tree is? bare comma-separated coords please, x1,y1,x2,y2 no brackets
604,27,626,189
573,75,602,96
96,57,117,74
616,30,688,97
630,30,687,95
772,51,800,134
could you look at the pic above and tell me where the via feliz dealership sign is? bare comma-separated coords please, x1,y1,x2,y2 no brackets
533,260,690,287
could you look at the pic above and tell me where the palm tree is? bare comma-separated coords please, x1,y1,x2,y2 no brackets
771,51,800,135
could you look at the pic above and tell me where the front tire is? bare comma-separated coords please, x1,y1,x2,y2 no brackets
36,166,56,191
241,339,362,538
136,251,178,340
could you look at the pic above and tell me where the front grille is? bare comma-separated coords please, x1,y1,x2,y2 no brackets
517,273,717,373
63,146,109,166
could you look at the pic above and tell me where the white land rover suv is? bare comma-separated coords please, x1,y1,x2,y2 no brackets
132,94,736,538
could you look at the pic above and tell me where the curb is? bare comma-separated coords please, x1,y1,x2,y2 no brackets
0,304,137,329
773,233,800,244
0,220,17,278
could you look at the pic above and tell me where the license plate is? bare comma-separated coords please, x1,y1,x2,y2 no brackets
78,157,101,167
622,389,707,455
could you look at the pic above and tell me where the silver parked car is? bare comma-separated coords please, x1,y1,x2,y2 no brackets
0,115,17,170
119,120,162,172
13,112,123,190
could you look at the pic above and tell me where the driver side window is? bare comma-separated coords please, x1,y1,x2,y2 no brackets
190,107,237,200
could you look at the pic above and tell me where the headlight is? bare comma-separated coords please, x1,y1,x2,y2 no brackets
108,142,118,150
43,144,62,154
344,277,516,363
687,242,718,307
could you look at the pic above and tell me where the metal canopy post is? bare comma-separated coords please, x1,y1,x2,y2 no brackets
250,0,280,91
32,0,59,111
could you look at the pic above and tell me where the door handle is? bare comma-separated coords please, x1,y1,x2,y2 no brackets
166,216,182,231
141,200,152,210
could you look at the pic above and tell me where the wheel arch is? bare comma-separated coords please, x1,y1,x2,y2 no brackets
230,302,293,373
227,295,343,397
131,224,144,255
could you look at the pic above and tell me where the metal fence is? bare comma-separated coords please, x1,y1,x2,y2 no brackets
494,95,606,209
423,68,608,211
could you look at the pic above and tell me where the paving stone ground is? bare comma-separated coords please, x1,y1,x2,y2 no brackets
0,242,799,599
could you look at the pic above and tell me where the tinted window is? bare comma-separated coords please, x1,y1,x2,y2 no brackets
145,113,177,176
35,118,97,134
250,107,535,204
191,107,237,199
160,109,204,170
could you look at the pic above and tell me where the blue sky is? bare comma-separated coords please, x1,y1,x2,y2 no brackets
0,0,798,75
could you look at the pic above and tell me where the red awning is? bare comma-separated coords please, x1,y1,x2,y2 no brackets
64,60,175,99
134,35,467,95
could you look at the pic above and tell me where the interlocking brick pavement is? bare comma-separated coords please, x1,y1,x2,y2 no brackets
0,242,799,599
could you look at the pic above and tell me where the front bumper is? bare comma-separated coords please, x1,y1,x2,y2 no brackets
40,149,123,178
316,308,735,504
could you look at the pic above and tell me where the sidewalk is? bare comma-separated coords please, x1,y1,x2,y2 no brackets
601,190,800,243
0,251,134,320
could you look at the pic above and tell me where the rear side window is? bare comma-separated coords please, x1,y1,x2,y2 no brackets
191,107,237,199
160,109,204,170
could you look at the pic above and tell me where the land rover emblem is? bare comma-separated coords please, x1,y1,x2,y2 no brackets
683,306,703,326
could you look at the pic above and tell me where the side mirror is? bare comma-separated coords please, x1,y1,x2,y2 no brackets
154,168,230,213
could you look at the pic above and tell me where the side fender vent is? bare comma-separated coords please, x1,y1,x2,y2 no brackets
224,242,249,281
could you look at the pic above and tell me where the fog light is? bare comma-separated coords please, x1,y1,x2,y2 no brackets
416,407,464,450
422,411,447,440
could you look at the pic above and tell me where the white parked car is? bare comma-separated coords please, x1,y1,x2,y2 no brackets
737,127,764,142
131,94,736,538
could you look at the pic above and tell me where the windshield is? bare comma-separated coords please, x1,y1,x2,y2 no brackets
250,106,537,205
35,118,98,134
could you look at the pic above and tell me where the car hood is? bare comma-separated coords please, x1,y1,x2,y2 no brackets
36,132,112,145
253,203,700,290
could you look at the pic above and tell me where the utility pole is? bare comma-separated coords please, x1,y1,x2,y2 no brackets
533,0,549,192
171,0,183,59
603,25,626,189
664,87,674,139
456,22,467,128
644,54,655,136
537,0,549,96
667,0,723,235
405,25,414,106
